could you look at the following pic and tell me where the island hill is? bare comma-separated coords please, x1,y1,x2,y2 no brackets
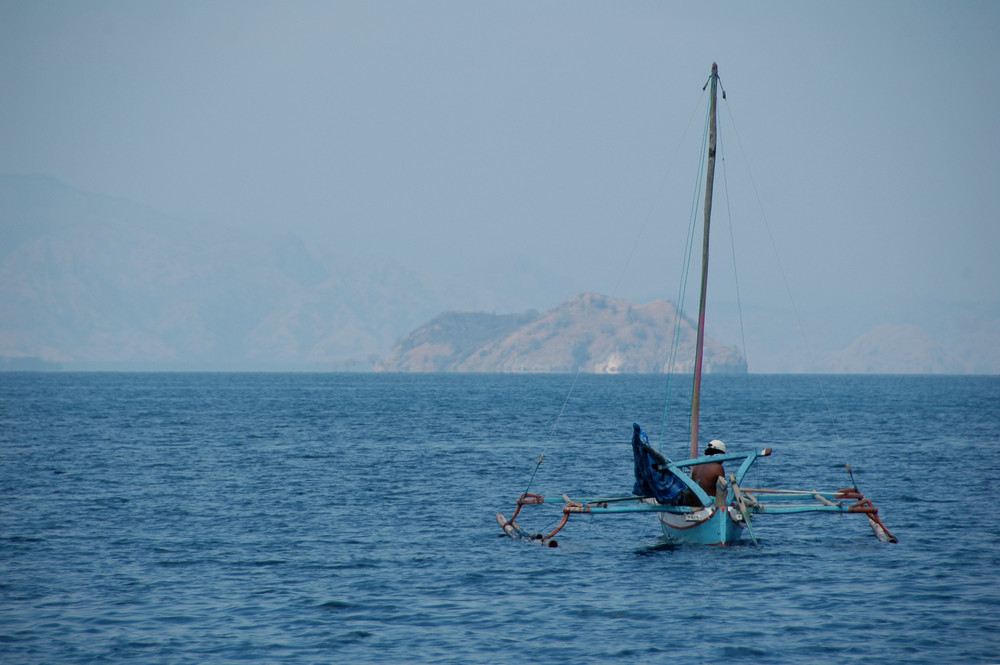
376,293,746,373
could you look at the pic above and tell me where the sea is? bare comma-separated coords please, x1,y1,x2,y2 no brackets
1,372,998,664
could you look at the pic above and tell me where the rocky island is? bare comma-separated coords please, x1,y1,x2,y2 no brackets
376,293,746,373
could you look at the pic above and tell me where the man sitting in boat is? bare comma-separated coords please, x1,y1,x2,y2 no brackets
631,423,687,504
685,439,727,506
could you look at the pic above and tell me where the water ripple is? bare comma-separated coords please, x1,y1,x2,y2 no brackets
2,373,998,664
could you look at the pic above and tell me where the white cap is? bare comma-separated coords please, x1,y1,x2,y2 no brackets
707,439,726,454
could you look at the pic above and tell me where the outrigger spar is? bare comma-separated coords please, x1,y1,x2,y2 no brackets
496,63,897,547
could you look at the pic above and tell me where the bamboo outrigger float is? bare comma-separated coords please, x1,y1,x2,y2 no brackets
497,63,897,548
496,452,897,547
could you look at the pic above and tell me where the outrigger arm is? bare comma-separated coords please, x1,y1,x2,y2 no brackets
497,452,897,546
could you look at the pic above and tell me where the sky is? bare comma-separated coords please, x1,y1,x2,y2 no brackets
2,1,999,362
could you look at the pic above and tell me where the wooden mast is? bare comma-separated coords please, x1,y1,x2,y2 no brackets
690,62,719,460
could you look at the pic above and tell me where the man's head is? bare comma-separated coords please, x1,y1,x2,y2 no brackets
705,439,726,455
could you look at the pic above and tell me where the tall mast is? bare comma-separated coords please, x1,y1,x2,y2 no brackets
690,62,719,459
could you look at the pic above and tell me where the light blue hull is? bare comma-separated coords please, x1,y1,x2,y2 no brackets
658,506,745,546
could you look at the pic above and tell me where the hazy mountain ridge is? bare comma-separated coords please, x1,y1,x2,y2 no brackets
376,310,543,372
0,176,536,370
376,293,747,373
2,176,997,373
826,323,974,374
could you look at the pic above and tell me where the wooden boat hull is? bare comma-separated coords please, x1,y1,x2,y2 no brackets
658,506,744,546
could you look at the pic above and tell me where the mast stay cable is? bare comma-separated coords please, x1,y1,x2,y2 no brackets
520,84,709,496
722,99,842,441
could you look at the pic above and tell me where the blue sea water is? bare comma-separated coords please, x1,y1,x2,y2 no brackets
1,372,999,664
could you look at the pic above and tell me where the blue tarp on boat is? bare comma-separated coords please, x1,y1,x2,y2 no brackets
631,423,686,503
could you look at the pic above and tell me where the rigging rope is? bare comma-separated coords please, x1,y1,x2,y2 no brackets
521,87,709,495
722,99,843,441
609,88,708,300
658,93,711,452
718,118,753,397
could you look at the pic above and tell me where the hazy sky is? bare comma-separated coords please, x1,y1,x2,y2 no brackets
3,1,999,352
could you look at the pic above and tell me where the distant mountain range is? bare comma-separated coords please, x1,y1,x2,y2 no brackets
0,175,539,370
376,293,746,373
2,175,997,373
